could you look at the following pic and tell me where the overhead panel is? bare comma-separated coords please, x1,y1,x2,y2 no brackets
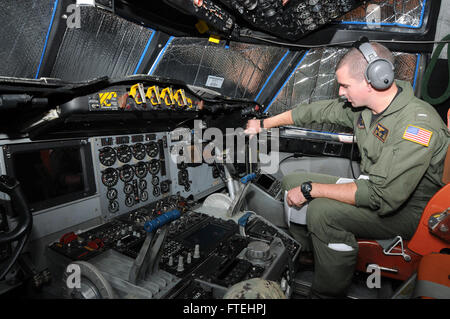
0,0,56,78
50,6,154,82
151,38,287,100
268,48,420,133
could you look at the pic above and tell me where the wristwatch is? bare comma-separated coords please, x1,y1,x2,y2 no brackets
259,119,265,129
300,181,313,201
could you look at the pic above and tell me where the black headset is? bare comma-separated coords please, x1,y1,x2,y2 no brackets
353,37,395,90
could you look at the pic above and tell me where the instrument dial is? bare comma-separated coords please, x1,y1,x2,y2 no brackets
140,191,148,202
139,179,147,190
102,168,119,187
125,196,134,207
123,183,133,195
108,200,119,213
135,161,148,178
151,175,159,186
117,145,132,163
146,142,159,158
106,188,118,200
119,164,134,183
148,159,160,175
160,180,170,194
132,143,146,160
153,186,161,197
99,147,117,166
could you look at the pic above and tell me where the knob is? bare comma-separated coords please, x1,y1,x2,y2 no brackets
177,256,184,272
246,241,271,261
193,244,200,259
187,252,192,264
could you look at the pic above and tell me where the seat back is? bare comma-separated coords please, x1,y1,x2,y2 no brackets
356,146,450,281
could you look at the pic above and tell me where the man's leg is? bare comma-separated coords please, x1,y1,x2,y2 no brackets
305,198,420,297
281,172,340,252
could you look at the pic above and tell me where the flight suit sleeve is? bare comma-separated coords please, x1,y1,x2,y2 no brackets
354,121,440,216
291,99,356,129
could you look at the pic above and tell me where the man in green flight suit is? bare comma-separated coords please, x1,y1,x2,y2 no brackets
245,41,450,298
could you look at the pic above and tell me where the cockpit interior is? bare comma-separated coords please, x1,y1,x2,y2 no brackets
0,0,449,303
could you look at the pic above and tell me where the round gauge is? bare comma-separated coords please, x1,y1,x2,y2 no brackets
139,179,147,190
106,188,118,200
108,200,119,213
132,143,146,160
148,159,160,175
178,169,189,185
140,191,148,202
125,196,134,207
123,183,133,195
117,145,132,163
153,186,160,197
135,162,148,179
102,168,119,187
151,175,159,186
119,164,134,183
99,147,117,166
145,142,159,158
160,180,170,194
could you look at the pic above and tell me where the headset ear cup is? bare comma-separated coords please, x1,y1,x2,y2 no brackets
366,59,394,90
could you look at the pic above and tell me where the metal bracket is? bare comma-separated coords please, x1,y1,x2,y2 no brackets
382,236,411,262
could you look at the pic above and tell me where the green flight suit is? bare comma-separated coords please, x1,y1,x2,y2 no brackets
282,80,450,297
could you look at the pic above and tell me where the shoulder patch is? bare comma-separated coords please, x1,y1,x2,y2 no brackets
402,125,432,147
372,122,389,142
357,114,365,129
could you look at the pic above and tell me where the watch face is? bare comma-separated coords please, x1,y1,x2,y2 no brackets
302,182,312,192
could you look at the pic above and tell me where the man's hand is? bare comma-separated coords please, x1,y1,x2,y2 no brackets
244,118,262,136
286,186,307,207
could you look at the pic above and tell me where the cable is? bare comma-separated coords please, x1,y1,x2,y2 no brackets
349,134,357,179
240,34,450,49
421,34,450,105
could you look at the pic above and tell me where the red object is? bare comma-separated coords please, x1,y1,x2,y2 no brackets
86,238,104,250
356,183,450,281
415,253,450,299
60,232,78,245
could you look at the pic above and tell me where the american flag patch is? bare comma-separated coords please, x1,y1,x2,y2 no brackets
402,125,432,147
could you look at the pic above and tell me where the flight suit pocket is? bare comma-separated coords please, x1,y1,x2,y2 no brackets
367,147,394,185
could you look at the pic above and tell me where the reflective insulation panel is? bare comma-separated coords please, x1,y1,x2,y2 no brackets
0,0,56,78
340,0,426,28
50,6,154,82
151,38,288,100
268,48,420,133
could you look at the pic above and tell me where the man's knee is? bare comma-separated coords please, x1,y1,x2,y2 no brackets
305,198,343,236
281,172,309,191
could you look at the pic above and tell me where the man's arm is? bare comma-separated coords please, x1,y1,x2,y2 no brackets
286,182,357,207
245,110,293,134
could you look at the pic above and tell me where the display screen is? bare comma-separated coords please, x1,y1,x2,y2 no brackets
4,141,96,212
183,223,229,249
256,174,274,190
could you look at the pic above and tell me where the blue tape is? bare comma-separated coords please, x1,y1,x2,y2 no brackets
35,0,59,79
144,209,181,233
148,36,174,75
133,29,155,75
413,54,421,91
255,50,290,101
264,50,309,113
